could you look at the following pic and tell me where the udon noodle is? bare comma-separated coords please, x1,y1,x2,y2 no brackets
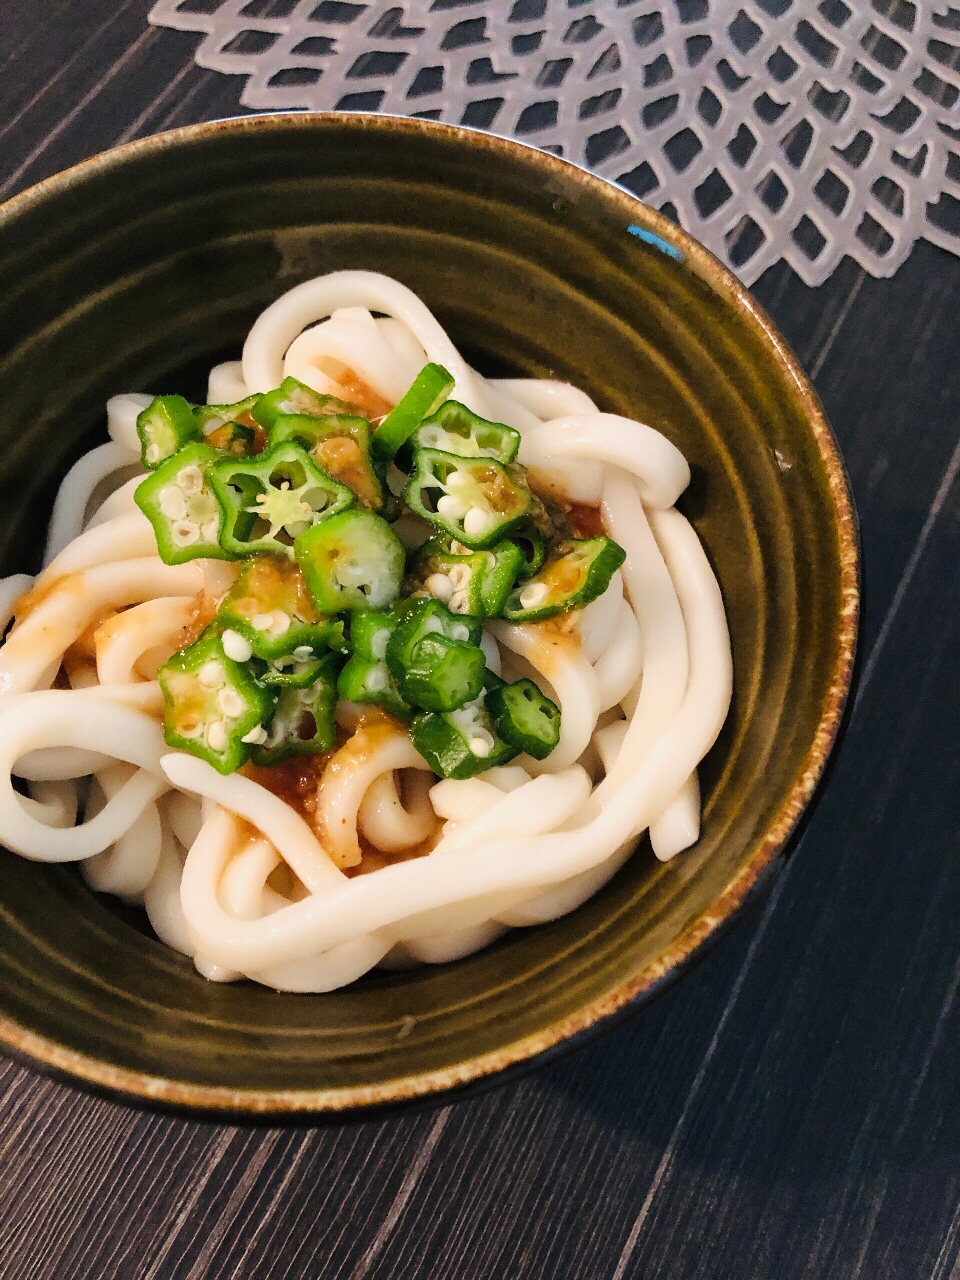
0,271,732,992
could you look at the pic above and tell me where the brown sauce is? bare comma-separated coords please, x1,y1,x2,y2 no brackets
565,502,606,539
246,708,439,876
316,435,381,508
177,592,218,649
243,753,331,830
336,369,393,422
11,572,82,628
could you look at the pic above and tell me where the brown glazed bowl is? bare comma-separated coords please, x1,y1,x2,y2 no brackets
0,113,857,1119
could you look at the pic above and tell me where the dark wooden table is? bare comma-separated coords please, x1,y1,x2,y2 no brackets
1,4,958,1277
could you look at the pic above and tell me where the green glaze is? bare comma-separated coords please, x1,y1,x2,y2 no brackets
0,114,858,1118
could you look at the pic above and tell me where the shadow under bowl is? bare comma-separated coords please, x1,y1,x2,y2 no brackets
0,113,858,1119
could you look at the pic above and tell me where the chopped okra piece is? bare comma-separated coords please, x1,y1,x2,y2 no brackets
260,646,337,689
269,412,388,512
502,536,626,622
512,523,546,578
217,556,347,662
337,610,411,720
396,632,486,712
158,632,276,774
373,363,455,461
136,395,201,469
209,441,354,558
296,509,405,613
252,376,358,432
487,677,561,760
386,597,484,712
405,448,531,549
386,596,481,669
412,400,520,465
251,653,341,764
195,395,265,456
410,686,518,780
134,441,234,564
411,535,525,618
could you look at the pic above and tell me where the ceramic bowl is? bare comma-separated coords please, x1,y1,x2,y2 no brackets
0,113,858,1118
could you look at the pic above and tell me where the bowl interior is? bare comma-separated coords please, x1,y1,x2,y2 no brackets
0,115,854,1114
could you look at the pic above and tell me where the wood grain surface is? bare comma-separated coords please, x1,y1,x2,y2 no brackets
0,4,958,1276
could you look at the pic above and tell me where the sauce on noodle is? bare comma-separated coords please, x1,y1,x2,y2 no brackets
336,370,393,421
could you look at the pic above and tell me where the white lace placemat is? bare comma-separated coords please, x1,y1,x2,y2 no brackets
149,0,960,287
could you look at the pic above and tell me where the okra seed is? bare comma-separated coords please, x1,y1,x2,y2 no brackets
171,520,200,546
448,566,470,588
146,444,162,465
451,541,471,555
519,582,549,609
423,617,444,636
159,487,187,520
365,666,389,693
252,613,274,632
451,624,471,642
206,721,228,751
269,611,291,637
462,507,492,539
241,725,268,745
221,629,253,662
469,735,493,758
446,471,470,490
449,591,467,613
178,716,202,738
200,519,220,542
177,466,204,495
198,660,225,688
425,572,454,603
437,494,467,518
371,629,390,660
293,645,313,661
218,688,245,718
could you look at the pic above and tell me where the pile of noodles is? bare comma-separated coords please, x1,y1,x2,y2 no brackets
0,271,732,992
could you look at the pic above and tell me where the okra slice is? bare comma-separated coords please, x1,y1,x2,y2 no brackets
269,413,388,512
385,597,484,712
396,633,486,712
136,395,201,469
410,536,525,618
135,441,234,564
405,448,531,549
512,523,546,579
158,632,276,775
502,536,626,622
209,441,354,559
487,677,561,760
373,363,455,461
411,400,520,465
385,597,481,670
252,376,358,432
217,556,347,663
251,653,342,764
410,686,518,780
295,509,405,613
336,610,411,720
195,394,265,456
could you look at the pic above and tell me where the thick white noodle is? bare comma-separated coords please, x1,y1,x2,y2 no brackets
242,270,488,414
43,441,140,566
519,416,690,511
106,394,152,453
0,269,733,992
0,575,33,631
207,362,248,404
